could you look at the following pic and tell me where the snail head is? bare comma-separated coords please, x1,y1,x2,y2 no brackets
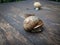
24,14,35,18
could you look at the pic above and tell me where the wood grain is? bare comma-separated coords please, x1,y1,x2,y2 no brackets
0,0,60,45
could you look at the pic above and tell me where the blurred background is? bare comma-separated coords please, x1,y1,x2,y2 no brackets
0,0,60,3
0,0,25,3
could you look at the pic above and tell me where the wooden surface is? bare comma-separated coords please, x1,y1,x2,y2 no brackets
0,0,60,45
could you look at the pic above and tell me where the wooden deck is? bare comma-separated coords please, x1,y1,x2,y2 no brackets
0,0,60,45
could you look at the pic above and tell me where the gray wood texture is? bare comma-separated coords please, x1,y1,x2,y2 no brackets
0,0,60,45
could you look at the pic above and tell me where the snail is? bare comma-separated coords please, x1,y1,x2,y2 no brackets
23,14,43,32
34,2,41,10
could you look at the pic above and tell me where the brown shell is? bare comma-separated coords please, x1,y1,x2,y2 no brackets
34,2,41,8
23,16,43,32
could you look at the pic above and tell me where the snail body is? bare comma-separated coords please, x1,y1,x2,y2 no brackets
23,14,43,32
34,2,41,10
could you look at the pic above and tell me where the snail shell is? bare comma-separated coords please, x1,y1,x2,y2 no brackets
34,2,41,10
23,16,43,32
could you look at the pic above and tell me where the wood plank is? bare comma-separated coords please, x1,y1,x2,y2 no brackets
0,16,33,45
0,0,60,45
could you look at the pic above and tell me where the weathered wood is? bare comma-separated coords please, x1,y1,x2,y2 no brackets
0,16,33,45
0,0,60,45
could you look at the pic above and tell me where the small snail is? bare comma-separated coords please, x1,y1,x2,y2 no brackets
34,2,41,10
23,14,43,32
